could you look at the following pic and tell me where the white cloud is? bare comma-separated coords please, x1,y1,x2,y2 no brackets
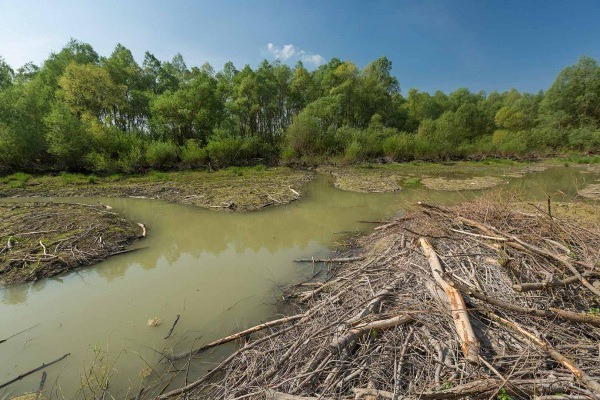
265,42,325,66
301,53,325,66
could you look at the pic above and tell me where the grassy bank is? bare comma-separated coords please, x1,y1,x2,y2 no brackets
0,166,314,212
0,202,143,285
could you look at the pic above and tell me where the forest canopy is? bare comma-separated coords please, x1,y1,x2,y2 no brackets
1,39,600,173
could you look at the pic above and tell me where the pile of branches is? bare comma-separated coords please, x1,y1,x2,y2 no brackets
155,198,600,400
0,202,144,284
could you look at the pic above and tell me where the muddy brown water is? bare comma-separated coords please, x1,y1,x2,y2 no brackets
1,167,598,399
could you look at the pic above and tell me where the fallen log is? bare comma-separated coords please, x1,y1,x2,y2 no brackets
353,378,575,400
443,274,600,327
419,237,480,364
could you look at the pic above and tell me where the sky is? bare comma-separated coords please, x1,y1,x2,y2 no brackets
1,0,600,94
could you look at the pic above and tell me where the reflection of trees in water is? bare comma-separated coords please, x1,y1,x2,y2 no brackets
92,173,579,285
2,284,29,304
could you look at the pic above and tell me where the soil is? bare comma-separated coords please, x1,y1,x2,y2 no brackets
0,202,143,285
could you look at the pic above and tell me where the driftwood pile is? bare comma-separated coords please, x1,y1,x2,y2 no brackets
0,202,144,284
156,198,600,400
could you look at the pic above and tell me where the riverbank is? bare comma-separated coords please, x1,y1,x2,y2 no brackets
149,195,600,399
0,202,143,285
317,158,552,192
0,167,313,212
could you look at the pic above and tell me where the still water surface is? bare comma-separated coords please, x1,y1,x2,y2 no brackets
0,168,597,398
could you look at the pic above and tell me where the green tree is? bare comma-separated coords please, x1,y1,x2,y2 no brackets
541,56,600,127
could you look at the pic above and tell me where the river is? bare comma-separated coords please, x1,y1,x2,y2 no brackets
0,166,597,399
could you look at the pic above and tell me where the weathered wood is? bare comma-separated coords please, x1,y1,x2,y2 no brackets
264,389,328,399
167,312,306,361
444,274,600,327
514,271,596,292
483,311,600,395
294,256,364,263
330,315,414,352
419,237,480,364
453,215,600,297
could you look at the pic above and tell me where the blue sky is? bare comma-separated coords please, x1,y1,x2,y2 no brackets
1,0,599,93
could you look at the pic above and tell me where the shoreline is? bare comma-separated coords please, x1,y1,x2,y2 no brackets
148,196,600,399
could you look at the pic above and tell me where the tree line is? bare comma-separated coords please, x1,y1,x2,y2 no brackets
1,39,599,174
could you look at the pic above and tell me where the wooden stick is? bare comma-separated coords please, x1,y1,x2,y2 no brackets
419,237,480,364
137,222,146,238
453,215,600,297
155,324,297,399
330,315,414,352
265,389,329,399
443,274,600,327
483,311,600,395
0,353,70,390
294,256,364,263
0,323,40,345
167,312,306,361
164,314,180,340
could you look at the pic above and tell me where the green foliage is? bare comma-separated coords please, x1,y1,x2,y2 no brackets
207,136,276,168
0,172,32,188
1,39,600,173
180,139,209,168
59,172,95,185
145,140,178,170
496,389,513,400
567,127,600,151
382,133,414,161
493,130,528,156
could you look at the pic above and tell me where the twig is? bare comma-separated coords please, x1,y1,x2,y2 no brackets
0,353,70,390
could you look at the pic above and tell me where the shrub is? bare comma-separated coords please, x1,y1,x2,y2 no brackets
383,133,415,161
145,140,178,170
180,139,209,168
568,127,600,152
208,137,277,168
492,130,528,156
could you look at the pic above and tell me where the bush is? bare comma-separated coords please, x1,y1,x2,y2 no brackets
492,130,528,156
568,127,600,151
382,133,415,161
207,136,277,168
526,126,567,150
145,140,178,170
180,139,209,168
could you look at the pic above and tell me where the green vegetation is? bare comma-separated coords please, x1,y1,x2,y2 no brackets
1,40,600,174
0,167,313,212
